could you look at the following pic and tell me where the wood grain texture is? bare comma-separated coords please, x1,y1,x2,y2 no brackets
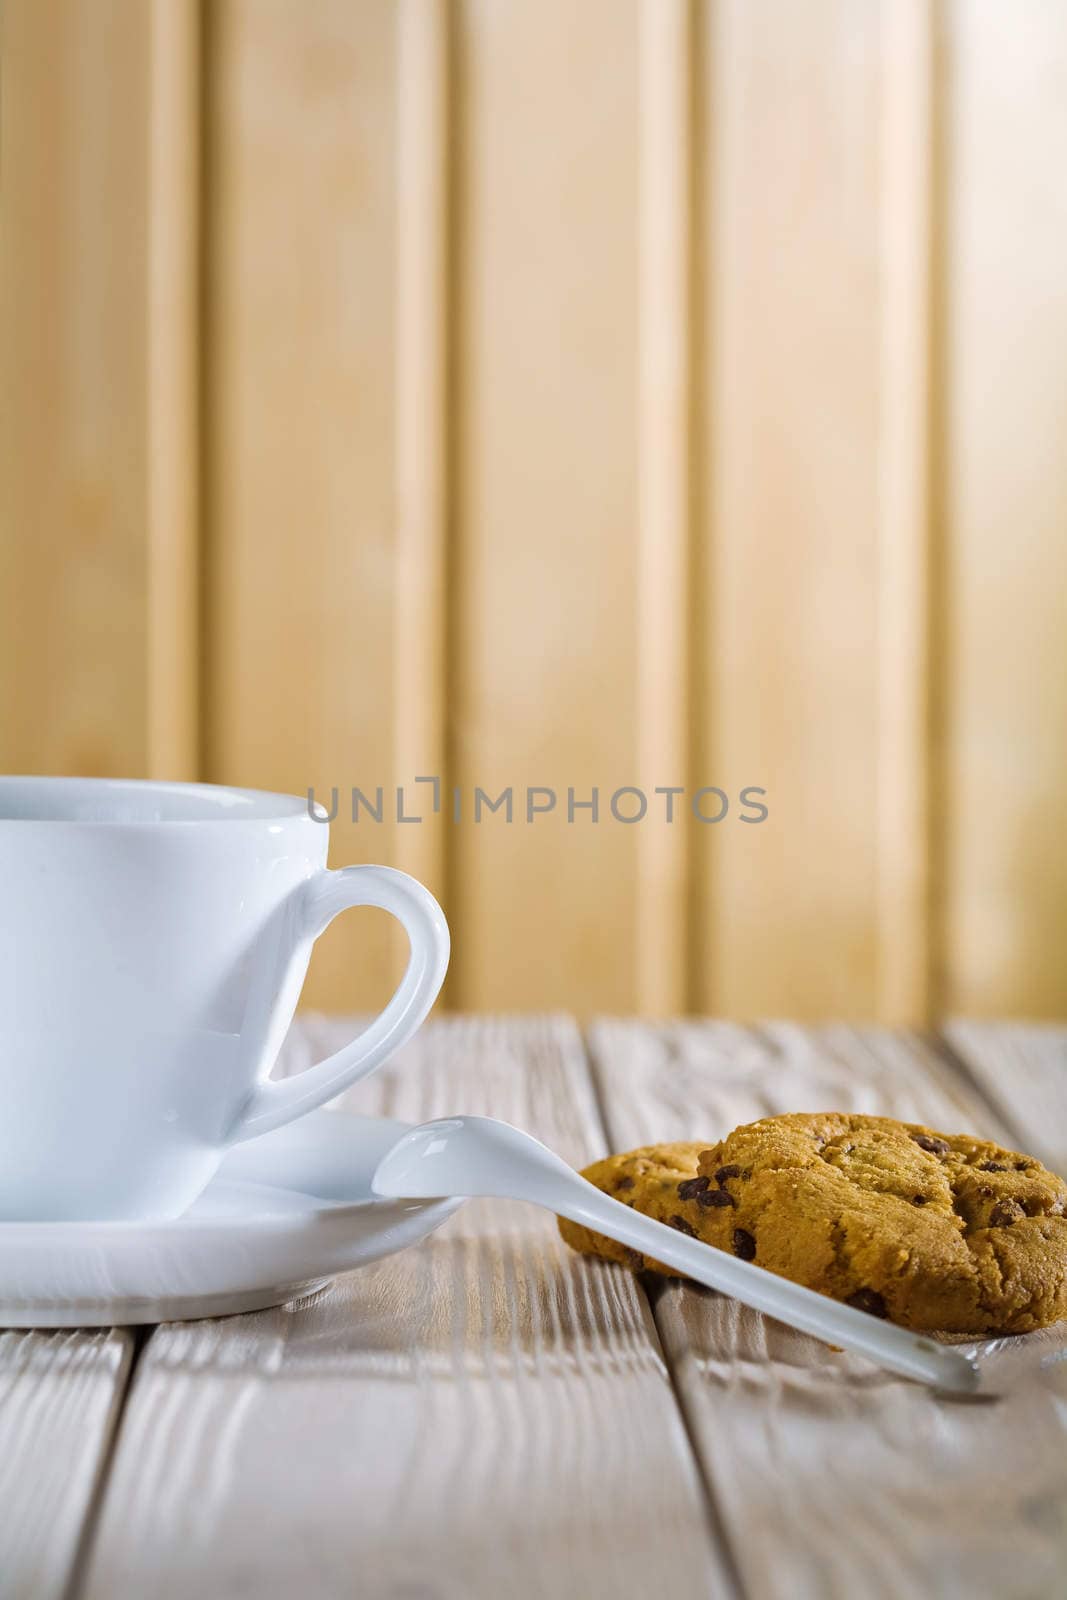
586,1021,1067,1599
693,0,885,1019
945,1021,1067,1175
0,0,198,782
3,1020,1063,1597
939,0,1067,1017
0,1329,134,1600
204,0,408,1010
449,0,652,1014
5,4,1067,1020
80,1018,729,1598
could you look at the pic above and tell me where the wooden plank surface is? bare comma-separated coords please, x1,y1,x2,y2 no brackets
587,1021,1067,1600
0,1329,134,1600
1,1020,1064,1597
79,1018,729,1598
945,1021,1067,1175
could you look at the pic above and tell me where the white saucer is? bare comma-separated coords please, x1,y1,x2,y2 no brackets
0,1112,463,1327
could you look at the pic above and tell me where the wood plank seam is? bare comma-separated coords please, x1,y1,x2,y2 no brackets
146,0,201,784
583,1018,1067,1599
393,0,450,912
928,1027,1037,1157
944,1022,1067,1175
685,0,710,1017
925,0,950,1023
440,0,466,1010
76,1016,732,1596
579,1019,749,1599
0,1327,136,1600
876,0,935,1024
61,1327,150,1600
196,0,221,788
636,0,692,1015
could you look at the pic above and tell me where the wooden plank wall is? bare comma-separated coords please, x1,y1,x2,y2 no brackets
2,0,1065,1022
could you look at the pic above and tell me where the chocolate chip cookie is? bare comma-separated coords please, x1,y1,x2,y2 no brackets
559,1113,1067,1334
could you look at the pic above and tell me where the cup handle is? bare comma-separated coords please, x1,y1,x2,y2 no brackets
229,865,449,1142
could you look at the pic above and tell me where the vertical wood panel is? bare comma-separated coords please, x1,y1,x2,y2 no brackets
695,0,884,1018
940,0,1067,1016
0,0,198,781
450,0,650,1012
206,0,411,1010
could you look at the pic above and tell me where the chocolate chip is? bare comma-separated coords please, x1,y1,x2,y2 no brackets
696,1187,736,1209
732,1228,757,1260
714,1164,742,1185
990,1199,1025,1228
623,1247,645,1269
669,1215,696,1237
1015,1162,1033,1172
846,1288,888,1318
912,1195,928,1206
979,1162,1005,1173
677,1176,710,1201
912,1134,949,1156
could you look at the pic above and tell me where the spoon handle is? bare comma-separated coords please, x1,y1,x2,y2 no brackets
556,1174,980,1394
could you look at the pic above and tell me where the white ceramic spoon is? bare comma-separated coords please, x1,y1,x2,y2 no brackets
373,1114,982,1395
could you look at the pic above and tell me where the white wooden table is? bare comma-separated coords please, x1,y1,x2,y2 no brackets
3,1017,1066,1600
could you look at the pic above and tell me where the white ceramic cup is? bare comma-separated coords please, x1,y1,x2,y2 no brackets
0,776,450,1220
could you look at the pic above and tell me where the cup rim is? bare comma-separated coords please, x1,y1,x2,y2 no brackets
0,776,320,826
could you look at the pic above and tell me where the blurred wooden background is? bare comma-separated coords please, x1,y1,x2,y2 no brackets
2,0,1065,1022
